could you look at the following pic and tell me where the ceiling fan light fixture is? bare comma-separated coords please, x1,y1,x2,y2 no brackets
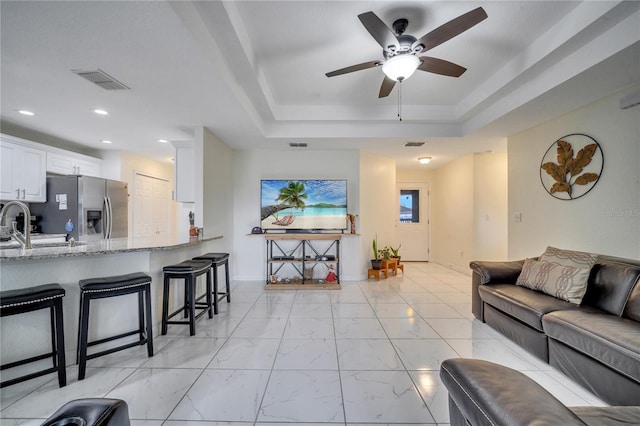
382,54,420,81
418,156,432,164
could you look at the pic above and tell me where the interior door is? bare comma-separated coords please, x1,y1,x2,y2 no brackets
133,173,170,238
396,182,430,261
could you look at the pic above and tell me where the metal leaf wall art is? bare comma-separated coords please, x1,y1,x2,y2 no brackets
539,134,603,200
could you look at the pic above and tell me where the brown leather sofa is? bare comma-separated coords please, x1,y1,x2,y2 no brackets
440,358,640,426
470,254,640,406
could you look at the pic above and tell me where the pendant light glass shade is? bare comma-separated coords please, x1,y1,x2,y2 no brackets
382,55,421,81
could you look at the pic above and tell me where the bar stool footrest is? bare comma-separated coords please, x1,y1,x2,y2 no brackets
86,339,148,361
86,329,146,348
1,351,57,371
1,367,61,389
166,304,210,321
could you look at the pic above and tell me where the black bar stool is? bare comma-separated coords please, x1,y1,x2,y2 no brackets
192,253,230,314
162,260,212,336
77,272,153,380
0,283,66,388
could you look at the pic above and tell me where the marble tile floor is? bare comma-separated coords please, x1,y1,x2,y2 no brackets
0,262,607,425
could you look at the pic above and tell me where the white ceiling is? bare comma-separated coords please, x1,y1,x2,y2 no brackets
1,1,639,170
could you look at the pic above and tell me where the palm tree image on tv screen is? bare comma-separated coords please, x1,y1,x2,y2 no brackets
260,180,348,231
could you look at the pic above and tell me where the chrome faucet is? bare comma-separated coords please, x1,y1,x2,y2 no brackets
0,201,32,249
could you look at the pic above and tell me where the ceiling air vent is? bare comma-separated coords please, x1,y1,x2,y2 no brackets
289,142,308,148
620,91,640,109
403,141,425,147
72,68,130,91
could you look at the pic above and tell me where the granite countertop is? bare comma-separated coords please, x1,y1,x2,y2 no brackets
0,234,223,261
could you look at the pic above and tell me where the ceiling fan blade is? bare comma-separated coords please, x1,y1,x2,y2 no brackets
379,76,396,98
358,11,399,52
325,60,381,77
412,7,487,53
418,56,467,77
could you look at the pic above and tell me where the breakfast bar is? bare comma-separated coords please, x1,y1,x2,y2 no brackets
0,234,226,371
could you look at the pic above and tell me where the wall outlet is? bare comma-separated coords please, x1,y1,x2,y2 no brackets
514,212,522,222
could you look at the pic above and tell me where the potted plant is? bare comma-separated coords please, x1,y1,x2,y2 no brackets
371,236,382,270
389,244,401,264
380,246,391,260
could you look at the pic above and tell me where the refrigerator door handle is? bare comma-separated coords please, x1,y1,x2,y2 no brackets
107,196,114,238
103,196,111,239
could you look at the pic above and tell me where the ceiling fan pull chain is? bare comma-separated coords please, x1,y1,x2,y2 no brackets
398,79,402,121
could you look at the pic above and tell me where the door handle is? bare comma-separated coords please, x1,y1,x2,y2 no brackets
21,189,25,199
103,196,110,239
104,196,114,239
107,197,113,238
16,189,20,199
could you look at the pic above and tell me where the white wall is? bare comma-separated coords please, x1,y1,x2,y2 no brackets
430,152,509,271
232,149,361,281
359,151,396,273
99,151,122,181
397,168,435,182
508,88,640,259
201,127,234,248
474,152,509,261
431,155,475,270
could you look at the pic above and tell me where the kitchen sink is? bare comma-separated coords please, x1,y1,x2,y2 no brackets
0,234,85,250
0,241,87,250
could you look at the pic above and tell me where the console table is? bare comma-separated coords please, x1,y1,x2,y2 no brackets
264,233,341,290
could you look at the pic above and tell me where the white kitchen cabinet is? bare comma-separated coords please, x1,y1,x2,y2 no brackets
46,151,102,177
0,136,47,202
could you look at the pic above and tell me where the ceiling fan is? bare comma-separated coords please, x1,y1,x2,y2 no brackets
325,7,488,98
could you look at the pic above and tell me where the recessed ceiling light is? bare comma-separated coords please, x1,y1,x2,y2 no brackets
93,109,109,115
100,140,112,144
418,157,432,164
17,109,35,116
158,139,169,143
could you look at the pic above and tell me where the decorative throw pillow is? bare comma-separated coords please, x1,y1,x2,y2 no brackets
516,259,592,304
540,246,597,270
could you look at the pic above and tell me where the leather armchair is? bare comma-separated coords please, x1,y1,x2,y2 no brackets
41,398,130,426
440,358,640,426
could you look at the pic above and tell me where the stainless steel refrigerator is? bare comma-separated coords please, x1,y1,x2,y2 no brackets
33,176,128,241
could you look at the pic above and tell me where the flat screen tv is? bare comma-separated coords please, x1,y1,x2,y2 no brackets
260,179,347,231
